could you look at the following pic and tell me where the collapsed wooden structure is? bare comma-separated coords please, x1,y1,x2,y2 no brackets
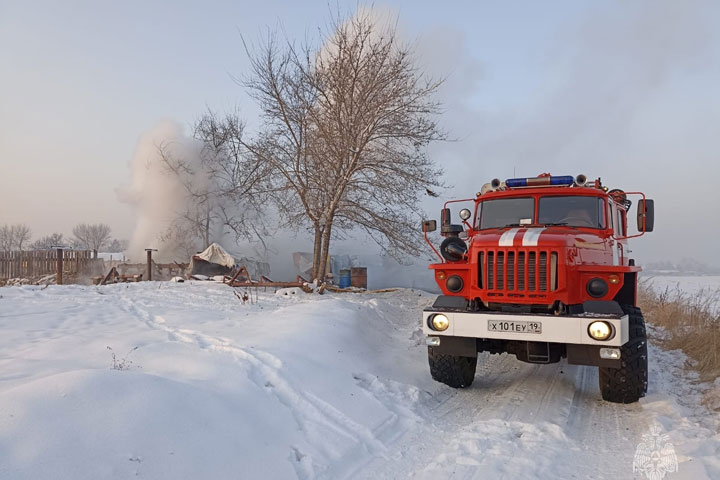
224,265,319,292
93,261,188,285
92,259,369,294
94,267,143,285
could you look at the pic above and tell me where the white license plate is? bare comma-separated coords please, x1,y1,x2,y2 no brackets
487,320,542,334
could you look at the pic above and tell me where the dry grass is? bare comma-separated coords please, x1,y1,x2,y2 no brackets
639,282,720,382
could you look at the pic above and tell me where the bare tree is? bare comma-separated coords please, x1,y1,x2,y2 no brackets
11,224,31,250
157,110,272,251
30,232,65,250
159,222,203,259
0,225,13,251
106,238,129,252
72,223,112,251
242,10,445,280
0,224,32,251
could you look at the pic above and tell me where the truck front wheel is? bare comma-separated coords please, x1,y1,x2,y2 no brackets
428,347,477,388
598,305,648,403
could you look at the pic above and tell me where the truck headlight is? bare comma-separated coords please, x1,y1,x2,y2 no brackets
446,275,463,292
428,314,450,331
586,278,609,298
588,321,613,341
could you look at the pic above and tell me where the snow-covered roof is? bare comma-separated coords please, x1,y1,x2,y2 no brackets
192,243,235,268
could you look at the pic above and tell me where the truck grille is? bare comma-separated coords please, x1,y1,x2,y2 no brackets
478,250,558,293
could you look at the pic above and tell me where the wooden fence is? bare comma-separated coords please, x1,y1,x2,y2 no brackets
0,250,101,280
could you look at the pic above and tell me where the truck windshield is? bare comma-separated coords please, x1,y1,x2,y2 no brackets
477,197,534,229
476,195,605,229
538,196,604,228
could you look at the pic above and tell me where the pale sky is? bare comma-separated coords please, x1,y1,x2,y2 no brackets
1,0,719,265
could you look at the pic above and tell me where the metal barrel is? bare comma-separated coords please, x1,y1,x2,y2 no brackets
339,269,352,288
350,267,367,289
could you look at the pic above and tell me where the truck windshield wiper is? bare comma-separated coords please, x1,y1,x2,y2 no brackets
498,222,569,228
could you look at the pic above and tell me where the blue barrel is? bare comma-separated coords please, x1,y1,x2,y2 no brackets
339,269,351,288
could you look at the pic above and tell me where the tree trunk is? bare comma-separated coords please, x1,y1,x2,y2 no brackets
204,214,211,249
311,223,323,281
317,219,333,283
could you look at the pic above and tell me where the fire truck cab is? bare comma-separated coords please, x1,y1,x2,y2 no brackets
422,174,654,403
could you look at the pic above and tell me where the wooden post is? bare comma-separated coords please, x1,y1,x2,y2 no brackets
145,249,157,281
56,248,63,285
146,250,152,281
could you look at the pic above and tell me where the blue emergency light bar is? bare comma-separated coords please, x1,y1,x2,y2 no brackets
505,175,574,188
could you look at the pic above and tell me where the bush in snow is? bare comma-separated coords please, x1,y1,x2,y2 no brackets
639,284,720,382
107,346,140,371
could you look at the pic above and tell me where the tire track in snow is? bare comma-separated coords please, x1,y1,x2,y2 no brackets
351,373,453,441
349,354,626,480
344,354,529,479
446,360,638,480
564,364,647,479
117,297,387,475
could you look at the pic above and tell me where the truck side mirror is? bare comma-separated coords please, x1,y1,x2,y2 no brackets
637,199,654,232
422,220,437,233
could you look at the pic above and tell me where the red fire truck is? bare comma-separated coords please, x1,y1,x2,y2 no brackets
421,174,654,403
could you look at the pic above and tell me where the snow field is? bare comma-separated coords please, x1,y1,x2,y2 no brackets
0,281,718,479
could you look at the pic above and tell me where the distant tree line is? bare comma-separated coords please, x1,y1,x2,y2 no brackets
645,259,720,275
0,222,128,253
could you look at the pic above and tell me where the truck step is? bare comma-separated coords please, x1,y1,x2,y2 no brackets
527,342,551,364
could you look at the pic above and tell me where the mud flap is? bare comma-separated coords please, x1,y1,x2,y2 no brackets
430,336,477,358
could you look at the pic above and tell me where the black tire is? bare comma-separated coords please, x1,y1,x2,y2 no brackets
428,347,477,388
598,305,648,403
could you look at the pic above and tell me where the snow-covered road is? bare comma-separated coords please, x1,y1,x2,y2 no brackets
0,282,718,479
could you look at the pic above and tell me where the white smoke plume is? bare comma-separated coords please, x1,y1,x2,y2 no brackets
116,121,206,262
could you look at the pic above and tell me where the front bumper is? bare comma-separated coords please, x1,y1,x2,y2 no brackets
422,310,629,347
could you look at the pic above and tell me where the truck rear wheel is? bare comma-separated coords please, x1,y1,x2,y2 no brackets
428,347,477,388
598,305,648,403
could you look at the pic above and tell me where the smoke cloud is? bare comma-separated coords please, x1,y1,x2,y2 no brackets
116,121,206,262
